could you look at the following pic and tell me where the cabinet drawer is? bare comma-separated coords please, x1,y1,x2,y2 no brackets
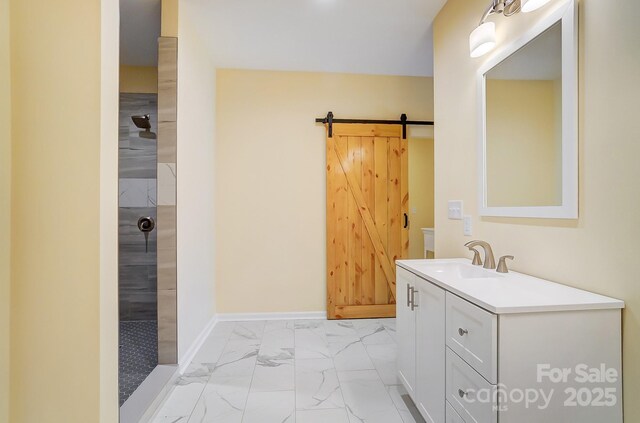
446,348,497,423
446,293,497,383
446,401,466,423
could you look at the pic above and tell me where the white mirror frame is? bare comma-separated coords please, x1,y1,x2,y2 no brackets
477,0,578,219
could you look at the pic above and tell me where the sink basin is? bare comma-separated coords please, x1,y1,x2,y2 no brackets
428,262,501,279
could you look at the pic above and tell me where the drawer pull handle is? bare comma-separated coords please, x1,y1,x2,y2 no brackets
458,389,468,398
410,288,418,311
458,328,468,336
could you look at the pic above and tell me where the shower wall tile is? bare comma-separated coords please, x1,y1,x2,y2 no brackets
158,289,178,364
158,121,177,163
120,93,158,178
119,207,157,245
157,163,176,206
119,265,158,321
119,205,157,320
158,37,177,164
158,36,178,365
157,205,177,292
119,136,157,179
119,178,157,207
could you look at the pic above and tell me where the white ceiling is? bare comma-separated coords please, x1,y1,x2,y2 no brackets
120,0,161,66
183,0,449,77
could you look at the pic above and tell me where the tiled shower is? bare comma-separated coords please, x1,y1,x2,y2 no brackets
119,93,158,405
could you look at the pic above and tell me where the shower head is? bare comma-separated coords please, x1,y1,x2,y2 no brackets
131,114,156,140
131,114,152,130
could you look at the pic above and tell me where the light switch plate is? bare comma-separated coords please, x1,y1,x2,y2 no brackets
448,200,463,220
463,215,472,236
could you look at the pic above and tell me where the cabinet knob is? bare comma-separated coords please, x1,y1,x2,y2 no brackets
458,389,468,398
458,328,468,336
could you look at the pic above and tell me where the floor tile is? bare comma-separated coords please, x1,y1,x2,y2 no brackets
381,319,397,343
296,408,350,423
296,359,345,410
188,373,252,423
294,320,325,329
251,347,295,392
154,367,209,419
119,320,158,405
212,340,259,378
150,318,404,423
329,340,375,372
242,391,295,423
261,320,295,349
338,370,403,423
354,320,394,345
209,321,237,340
365,343,399,385
387,385,425,423
295,328,330,359
191,336,228,365
152,416,190,423
228,321,265,342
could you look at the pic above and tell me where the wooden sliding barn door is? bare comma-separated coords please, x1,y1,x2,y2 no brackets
326,123,408,320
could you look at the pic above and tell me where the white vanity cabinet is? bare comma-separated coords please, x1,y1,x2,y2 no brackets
397,267,417,396
396,259,624,423
396,266,446,423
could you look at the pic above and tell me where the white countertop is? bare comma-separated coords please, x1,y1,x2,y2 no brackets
397,258,625,314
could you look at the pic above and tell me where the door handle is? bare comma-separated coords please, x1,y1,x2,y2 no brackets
410,288,418,311
406,284,412,307
404,213,409,229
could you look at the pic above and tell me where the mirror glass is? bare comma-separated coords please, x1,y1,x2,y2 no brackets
485,22,562,208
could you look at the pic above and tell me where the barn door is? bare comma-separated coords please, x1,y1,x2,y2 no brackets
326,123,408,319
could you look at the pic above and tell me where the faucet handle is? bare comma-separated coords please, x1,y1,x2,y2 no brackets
496,255,514,273
469,248,483,266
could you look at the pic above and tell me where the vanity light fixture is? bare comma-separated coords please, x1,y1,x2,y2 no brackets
469,0,553,58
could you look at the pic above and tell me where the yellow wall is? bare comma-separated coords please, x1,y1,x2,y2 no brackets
486,79,561,206
215,69,433,313
408,138,435,259
0,0,11,420
162,0,178,37
9,0,119,421
434,0,640,419
120,65,158,93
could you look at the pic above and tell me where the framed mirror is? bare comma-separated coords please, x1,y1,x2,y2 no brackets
477,0,578,218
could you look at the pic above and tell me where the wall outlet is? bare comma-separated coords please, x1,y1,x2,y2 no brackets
463,215,473,236
448,200,463,220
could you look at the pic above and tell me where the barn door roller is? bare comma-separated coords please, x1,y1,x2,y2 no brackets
315,111,434,139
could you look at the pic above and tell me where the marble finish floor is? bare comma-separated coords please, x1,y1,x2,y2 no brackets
151,318,424,423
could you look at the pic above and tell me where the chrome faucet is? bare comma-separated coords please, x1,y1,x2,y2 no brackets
464,240,496,270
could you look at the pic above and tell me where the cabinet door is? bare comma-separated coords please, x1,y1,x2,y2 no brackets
415,279,446,423
396,266,416,397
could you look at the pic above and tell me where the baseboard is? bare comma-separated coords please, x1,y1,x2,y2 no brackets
123,364,180,423
178,314,218,373
176,311,326,372
216,311,327,322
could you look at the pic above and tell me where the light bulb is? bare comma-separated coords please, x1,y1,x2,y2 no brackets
469,22,496,58
521,0,552,13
